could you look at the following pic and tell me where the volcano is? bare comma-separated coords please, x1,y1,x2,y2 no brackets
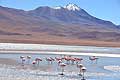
0,4,120,47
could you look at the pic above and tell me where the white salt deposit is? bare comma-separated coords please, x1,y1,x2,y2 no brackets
104,65,120,72
0,43,120,57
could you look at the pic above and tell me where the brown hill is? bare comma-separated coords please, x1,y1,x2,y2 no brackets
0,4,120,47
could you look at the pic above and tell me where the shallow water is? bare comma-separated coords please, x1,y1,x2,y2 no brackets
0,43,120,79
0,53,120,80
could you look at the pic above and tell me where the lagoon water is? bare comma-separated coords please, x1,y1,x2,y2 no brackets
0,43,120,80
0,53,120,80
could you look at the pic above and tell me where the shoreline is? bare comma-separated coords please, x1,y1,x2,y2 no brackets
0,39,120,47
1,50,120,57
0,43,120,57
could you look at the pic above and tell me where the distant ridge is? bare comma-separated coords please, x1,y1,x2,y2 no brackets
0,4,120,46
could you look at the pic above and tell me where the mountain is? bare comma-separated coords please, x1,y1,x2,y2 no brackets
28,4,114,26
117,25,120,28
0,4,120,46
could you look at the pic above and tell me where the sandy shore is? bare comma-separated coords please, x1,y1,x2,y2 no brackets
0,38,120,47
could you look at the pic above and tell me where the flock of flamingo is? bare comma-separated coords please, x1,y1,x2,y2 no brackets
20,55,99,80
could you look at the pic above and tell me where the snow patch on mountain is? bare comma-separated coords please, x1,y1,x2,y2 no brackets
52,4,81,11
64,4,81,11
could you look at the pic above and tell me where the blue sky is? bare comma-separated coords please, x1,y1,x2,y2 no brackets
0,0,119,25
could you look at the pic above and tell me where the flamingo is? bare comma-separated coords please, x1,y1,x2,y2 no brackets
89,56,96,63
32,61,37,67
27,56,31,64
59,63,66,75
89,56,99,64
81,67,87,80
70,58,76,65
20,56,25,66
77,64,83,76
57,60,62,65
20,56,24,59
74,58,83,64
57,60,62,71
55,57,62,61
55,57,62,65
35,58,42,65
64,56,71,64
50,57,55,61
46,57,53,64
62,55,67,60
94,57,99,64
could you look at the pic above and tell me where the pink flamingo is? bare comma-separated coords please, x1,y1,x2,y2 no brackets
74,58,83,64
57,60,62,65
70,58,76,65
55,57,62,61
22,58,25,66
35,58,42,65
32,61,37,67
94,57,99,64
20,56,24,59
89,56,96,63
64,56,71,64
81,67,87,80
46,57,53,64
89,56,99,64
27,56,31,64
77,64,83,76
50,57,55,61
59,63,66,75
55,57,62,65
20,56,25,66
